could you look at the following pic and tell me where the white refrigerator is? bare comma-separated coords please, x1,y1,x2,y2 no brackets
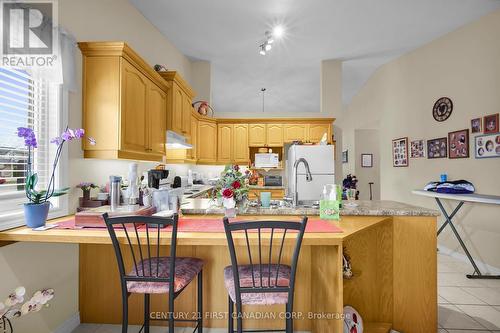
286,145,335,202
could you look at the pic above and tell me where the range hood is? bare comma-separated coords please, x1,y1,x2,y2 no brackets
166,130,193,149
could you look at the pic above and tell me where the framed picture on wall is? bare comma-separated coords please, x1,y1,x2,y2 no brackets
361,153,373,168
342,150,348,163
392,137,408,167
427,137,448,159
471,118,482,134
410,139,425,158
484,113,499,134
448,129,469,159
475,132,500,159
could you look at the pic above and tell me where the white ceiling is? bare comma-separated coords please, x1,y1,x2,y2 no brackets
130,0,500,115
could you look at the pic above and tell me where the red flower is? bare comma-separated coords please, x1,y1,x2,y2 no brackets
232,181,241,189
222,188,234,198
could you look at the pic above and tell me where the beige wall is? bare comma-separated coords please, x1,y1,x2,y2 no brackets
338,9,500,270
354,129,381,200
1,1,197,332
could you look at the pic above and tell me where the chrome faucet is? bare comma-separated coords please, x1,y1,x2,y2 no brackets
292,158,313,207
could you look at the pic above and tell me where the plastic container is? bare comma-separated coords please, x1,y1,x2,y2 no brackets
319,184,340,220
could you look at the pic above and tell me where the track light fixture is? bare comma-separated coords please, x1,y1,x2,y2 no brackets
259,26,284,56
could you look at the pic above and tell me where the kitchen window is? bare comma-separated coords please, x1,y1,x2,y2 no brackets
0,67,67,230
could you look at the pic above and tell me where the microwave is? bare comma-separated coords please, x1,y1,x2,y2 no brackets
254,153,279,168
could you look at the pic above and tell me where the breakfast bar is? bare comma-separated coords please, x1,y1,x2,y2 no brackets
0,201,438,333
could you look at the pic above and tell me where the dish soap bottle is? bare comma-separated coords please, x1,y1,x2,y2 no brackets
320,184,340,220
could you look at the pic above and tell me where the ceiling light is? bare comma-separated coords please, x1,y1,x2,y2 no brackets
265,31,274,44
272,25,284,38
265,43,272,51
259,45,266,55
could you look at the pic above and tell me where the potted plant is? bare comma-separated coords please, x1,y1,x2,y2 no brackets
17,127,95,228
212,165,250,217
76,182,98,201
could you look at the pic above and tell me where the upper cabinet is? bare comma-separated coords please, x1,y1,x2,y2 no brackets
249,124,266,146
233,124,249,164
78,42,170,162
283,124,307,142
158,71,196,137
308,123,332,143
266,124,283,146
197,119,218,164
217,124,233,164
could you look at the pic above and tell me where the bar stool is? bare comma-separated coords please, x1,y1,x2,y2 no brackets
103,213,204,333
222,217,308,333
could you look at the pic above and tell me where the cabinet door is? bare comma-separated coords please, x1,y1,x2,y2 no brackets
217,124,233,163
121,61,148,153
182,94,192,136
267,124,283,146
283,124,307,142
308,123,331,143
171,85,184,134
197,121,217,163
233,124,249,164
188,115,198,161
249,124,266,146
148,83,167,156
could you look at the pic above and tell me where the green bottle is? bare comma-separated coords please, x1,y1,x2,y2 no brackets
320,184,340,220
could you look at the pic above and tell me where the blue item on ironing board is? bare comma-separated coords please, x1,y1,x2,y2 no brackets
424,180,475,194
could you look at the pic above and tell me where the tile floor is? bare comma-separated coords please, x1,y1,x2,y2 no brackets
72,253,500,333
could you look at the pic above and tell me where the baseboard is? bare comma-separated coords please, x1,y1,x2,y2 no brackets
438,244,500,275
54,312,80,333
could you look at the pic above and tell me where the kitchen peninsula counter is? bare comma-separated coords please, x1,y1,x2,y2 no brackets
0,201,438,333
181,198,439,217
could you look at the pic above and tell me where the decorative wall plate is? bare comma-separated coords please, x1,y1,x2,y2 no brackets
433,97,453,122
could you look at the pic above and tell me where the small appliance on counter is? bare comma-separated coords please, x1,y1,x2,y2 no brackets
263,175,283,187
148,169,169,189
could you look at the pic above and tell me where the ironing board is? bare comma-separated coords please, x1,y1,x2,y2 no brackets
413,189,500,279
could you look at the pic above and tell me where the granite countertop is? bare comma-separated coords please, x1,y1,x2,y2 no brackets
180,199,440,217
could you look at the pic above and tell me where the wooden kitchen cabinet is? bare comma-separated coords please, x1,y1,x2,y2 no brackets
233,124,249,164
159,71,196,137
217,124,233,164
307,123,332,143
79,42,170,161
248,124,266,146
283,124,307,142
266,124,283,146
188,114,198,161
197,120,217,164
148,83,167,156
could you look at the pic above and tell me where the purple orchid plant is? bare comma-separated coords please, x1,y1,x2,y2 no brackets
16,127,95,204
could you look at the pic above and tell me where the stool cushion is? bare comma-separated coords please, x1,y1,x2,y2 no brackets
126,257,203,294
223,264,291,305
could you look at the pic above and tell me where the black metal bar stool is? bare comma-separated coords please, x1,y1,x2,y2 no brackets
222,217,308,333
103,213,203,333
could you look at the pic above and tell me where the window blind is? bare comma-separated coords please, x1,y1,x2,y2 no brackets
0,67,58,228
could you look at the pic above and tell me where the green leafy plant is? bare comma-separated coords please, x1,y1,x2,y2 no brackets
212,165,250,204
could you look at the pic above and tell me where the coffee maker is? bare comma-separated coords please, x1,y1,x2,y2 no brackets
147,169,169,189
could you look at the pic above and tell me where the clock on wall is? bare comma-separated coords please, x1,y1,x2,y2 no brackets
433,97,453,122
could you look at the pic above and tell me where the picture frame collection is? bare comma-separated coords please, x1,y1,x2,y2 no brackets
393,113,499,167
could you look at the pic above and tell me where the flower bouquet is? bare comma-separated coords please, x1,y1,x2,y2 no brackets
212,165,250,217
17,127,95,228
